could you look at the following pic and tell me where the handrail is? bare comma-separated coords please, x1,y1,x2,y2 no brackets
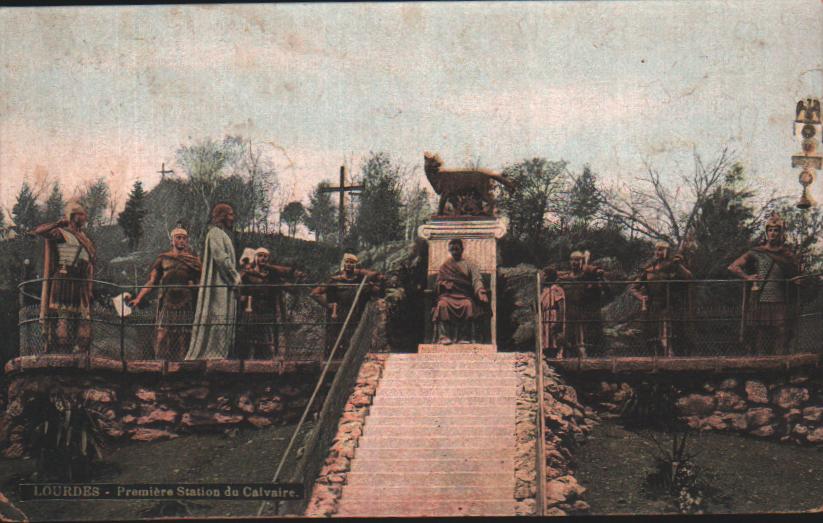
534,271,547,516
256,275,370,517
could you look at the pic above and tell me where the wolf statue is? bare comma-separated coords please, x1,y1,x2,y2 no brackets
423,152,515,216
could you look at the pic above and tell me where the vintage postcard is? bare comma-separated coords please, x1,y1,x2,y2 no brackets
1,1,822,519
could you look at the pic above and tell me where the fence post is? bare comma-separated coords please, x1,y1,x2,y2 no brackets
119,288,126,364
534,271,546,516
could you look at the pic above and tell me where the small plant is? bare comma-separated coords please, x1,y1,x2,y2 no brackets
23,389,106,482
619,381,707,514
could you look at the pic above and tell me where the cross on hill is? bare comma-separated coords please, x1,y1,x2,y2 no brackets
319,165,364,245
157,162,175,179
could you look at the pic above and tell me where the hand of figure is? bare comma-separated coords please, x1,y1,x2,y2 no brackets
672,254,684,263
745,274,762,282
57,219,70,227
128,298,141,308
295,271,307,281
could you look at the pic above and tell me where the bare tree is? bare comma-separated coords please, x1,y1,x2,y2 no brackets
603,147,734,247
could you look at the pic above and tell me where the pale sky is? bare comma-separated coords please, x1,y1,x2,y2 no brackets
1,1,821,219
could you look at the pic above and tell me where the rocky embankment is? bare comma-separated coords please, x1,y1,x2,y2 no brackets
304,354,388,517
514,354,597,516
578,373,823,445
0,364,319,458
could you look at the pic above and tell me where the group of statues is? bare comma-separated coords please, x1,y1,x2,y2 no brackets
31,199,809,360
539,212,806,358
33,202,385,360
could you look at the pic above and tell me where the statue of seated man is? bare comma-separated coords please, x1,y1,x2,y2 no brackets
432,238,488,344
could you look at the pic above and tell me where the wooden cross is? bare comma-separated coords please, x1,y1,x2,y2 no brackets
157,162,175,179
319,165,364,245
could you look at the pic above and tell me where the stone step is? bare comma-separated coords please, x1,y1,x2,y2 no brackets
339,485,515,500
357,435,510,449
337,499,515,517
385,361,515,370
390,352,520,360
363,424,512,438
354,447,515,460
377,386,516,397
344,471,512,487
380,369,515,379
349,458,512,473
371,395,517,407
379,378,520,387
365,415,510,428
367,405,515,418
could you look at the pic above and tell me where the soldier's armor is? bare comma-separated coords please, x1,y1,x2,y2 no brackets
640,261,687,308
157,256,199,310
554,269,602,312
56,231,90,267
749,251,785,303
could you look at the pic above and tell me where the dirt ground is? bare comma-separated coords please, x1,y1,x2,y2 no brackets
575,419,823,515
0,422,313,521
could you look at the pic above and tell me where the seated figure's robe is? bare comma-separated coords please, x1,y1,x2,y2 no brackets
432,257,485,322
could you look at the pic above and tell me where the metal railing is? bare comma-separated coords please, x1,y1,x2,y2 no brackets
535,276,823,359
16,278,366,362
277,277,384,516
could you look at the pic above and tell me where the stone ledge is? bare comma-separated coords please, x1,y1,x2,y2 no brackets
551,354,821,374
4,355,323,376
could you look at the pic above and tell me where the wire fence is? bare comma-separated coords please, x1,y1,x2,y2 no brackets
535,276,823,359
17,278,366,362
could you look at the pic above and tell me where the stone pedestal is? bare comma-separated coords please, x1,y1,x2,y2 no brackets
417,217,507,352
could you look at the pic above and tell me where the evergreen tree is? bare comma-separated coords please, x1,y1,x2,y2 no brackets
567,165,603,228
118,181,148,250
281,201,306,238
12,182,42,231
44,183,66,223
78,178,111,228
353,152,403,248
688,163,758,278
305,181,337,242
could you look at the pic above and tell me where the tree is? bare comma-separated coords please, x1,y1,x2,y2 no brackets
44,183,66,223
688,163,758,277
281,201,306,238
401,184,433,241
12,182,42,231
766,200,823,273
603,147,734,247
498,158,568,245
175,136,243,245
78,178,111,229
566,165,604,229
118,181,148,251
305,181,338,242
353,152,404,248
233,138,278,233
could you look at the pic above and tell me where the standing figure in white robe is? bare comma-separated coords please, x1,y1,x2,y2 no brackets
185,203,242,359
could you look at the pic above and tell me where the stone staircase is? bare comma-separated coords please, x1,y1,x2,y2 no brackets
336,351,519,517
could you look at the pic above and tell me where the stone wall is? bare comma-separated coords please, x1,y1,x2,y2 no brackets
0,357,323,458
573,370,823,444
304,353,388,517
514,355,597,516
